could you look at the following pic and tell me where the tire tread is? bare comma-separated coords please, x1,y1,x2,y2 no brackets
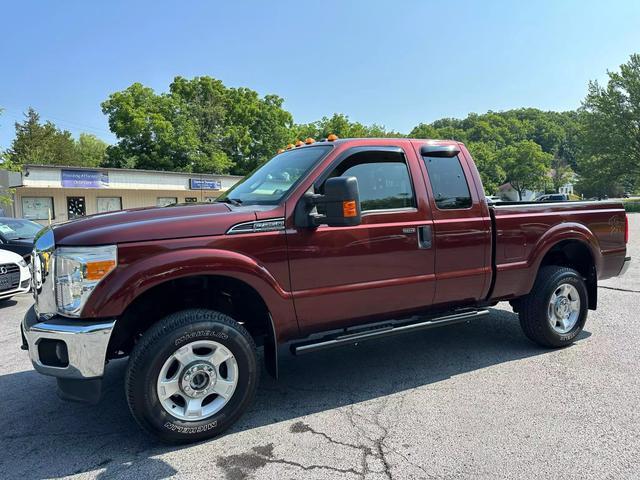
125,308,257,443
519,266,587,348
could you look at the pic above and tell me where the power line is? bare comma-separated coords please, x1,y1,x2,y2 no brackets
0,106,114,137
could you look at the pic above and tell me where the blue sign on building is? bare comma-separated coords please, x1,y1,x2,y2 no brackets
190,178,221,190
61,169,109,188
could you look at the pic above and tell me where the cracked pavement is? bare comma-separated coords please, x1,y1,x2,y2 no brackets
1,214,639,479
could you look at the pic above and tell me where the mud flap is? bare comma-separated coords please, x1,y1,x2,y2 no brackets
264,314,279,379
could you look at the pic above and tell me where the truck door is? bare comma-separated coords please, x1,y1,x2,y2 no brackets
286,145,436,333
414,143,492,305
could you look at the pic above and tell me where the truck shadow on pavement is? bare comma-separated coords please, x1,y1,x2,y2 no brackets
0,307,590,479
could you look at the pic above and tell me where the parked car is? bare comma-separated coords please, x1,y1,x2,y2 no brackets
0,249,31,302
21,137,630,443
534,193,569,202
0,217,43,262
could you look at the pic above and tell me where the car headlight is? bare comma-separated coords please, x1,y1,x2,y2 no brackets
54,245,117,317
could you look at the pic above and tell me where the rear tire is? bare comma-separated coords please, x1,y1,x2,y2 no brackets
519,266,588,348
125,309,258,444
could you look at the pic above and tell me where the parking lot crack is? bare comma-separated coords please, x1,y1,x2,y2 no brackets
599,285,640,293
216,443,361,479
290,420,363,450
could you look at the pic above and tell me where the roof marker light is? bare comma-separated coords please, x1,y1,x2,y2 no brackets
305,137,315,144
295,140,304,147
327,134,338,141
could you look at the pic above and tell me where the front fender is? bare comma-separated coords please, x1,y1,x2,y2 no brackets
81,248,296,337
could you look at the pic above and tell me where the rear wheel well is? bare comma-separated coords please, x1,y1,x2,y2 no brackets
108,275,271,358
538,240,597,310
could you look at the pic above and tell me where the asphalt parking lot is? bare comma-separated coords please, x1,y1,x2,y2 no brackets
1,216,639,480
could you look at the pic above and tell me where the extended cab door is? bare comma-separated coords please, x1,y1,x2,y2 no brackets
413,142,492,305
286,144,436,334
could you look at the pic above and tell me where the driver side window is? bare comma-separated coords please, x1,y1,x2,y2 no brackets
323,150,415,212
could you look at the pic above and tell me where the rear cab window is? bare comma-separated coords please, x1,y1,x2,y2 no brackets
421,154,472,209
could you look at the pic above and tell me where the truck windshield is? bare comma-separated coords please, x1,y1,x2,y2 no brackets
218,145,332,205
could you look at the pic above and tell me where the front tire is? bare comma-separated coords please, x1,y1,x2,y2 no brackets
125,309,258,444
519,266,588,348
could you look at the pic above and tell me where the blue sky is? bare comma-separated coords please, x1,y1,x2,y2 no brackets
1,0,639,149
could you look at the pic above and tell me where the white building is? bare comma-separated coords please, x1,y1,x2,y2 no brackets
497,182,541,201
0,164,242,225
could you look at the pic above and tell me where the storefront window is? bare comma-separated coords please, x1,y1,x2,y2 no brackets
97,197,122,213
157,197,177,207
22,197,54,220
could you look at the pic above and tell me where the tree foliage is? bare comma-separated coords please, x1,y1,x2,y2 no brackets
576,54,640,197
102,77,294,174
6,54,639,200
410,108,578,195
291,113,402,141
76,133,108,167
502,141,553,199
4,108,108,169
7,108,79,167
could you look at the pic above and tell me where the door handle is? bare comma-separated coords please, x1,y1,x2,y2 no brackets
418,225,432,249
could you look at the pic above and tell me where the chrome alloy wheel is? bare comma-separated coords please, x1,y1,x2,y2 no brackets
548,283,581,334
156,340,239,421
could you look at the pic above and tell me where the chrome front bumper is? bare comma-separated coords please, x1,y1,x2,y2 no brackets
22,306,116,379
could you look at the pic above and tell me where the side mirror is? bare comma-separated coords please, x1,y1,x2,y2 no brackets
295,176,362,228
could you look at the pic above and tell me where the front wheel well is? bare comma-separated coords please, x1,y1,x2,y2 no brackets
537,239,597,310
107,275,272,359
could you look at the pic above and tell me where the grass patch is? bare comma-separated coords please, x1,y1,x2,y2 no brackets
623,200,640,212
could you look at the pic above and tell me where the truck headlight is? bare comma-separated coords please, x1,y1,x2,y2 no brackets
54,245,117,317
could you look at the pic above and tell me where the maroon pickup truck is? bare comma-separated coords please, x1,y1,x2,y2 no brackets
22,137,630,443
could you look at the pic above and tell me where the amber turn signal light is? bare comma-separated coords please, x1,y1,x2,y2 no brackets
85,260,116,281
342,200,358,218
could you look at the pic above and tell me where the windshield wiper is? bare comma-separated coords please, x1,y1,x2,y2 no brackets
217,198,243,206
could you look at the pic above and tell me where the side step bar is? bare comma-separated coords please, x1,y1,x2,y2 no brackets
291,309,490,355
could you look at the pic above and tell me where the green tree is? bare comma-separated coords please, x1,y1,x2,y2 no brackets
292,113,402,143
7,108,79,167
502,140,553,200
102,77,294,175
577,53,640,195
409,108,580,195
0,107,17,208
75,133,107,167
102,83,204,172
550,156,573,193
466,142,505,195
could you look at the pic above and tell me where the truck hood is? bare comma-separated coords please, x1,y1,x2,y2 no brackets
53,203,260,246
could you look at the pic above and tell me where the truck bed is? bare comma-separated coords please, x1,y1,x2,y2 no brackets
489,200,627,301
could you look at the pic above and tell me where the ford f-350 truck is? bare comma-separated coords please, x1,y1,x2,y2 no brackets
21,137,630,443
